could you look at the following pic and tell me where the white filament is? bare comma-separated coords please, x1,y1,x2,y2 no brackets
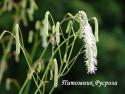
15,24,20,55
83,24,97,74
77,11,98,74
53,58,58,87
55,22,60,44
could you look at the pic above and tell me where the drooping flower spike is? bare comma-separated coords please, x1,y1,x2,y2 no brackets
76,11,98,74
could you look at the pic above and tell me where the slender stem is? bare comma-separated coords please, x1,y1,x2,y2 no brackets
60,37,76,76
34,32,79,94
61,46,84,76
40,41,50,58
19,78,29,94
23,80,31,94
19,45,42,93
49,86,55,94
58,29,70,74
0,26,15,85
60,21,77,75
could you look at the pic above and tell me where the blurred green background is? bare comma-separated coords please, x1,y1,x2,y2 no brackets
0,0,125,94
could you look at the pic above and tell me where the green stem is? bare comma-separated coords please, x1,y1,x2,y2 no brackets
34,32,79,94
19,78,29,94
49,86,55,94
60,46,84,76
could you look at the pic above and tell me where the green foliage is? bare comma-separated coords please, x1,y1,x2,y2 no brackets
0,1,99,93
0,0,125,94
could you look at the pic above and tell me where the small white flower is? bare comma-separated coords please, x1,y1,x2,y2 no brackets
55,22,60,44
76,11,98,74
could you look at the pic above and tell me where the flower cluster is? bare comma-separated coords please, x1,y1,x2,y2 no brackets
76,11,98,74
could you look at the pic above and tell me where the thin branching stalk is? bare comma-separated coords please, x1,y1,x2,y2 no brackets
0,9,99,94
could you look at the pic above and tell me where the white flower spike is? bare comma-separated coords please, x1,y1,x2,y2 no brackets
76,11,98,74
